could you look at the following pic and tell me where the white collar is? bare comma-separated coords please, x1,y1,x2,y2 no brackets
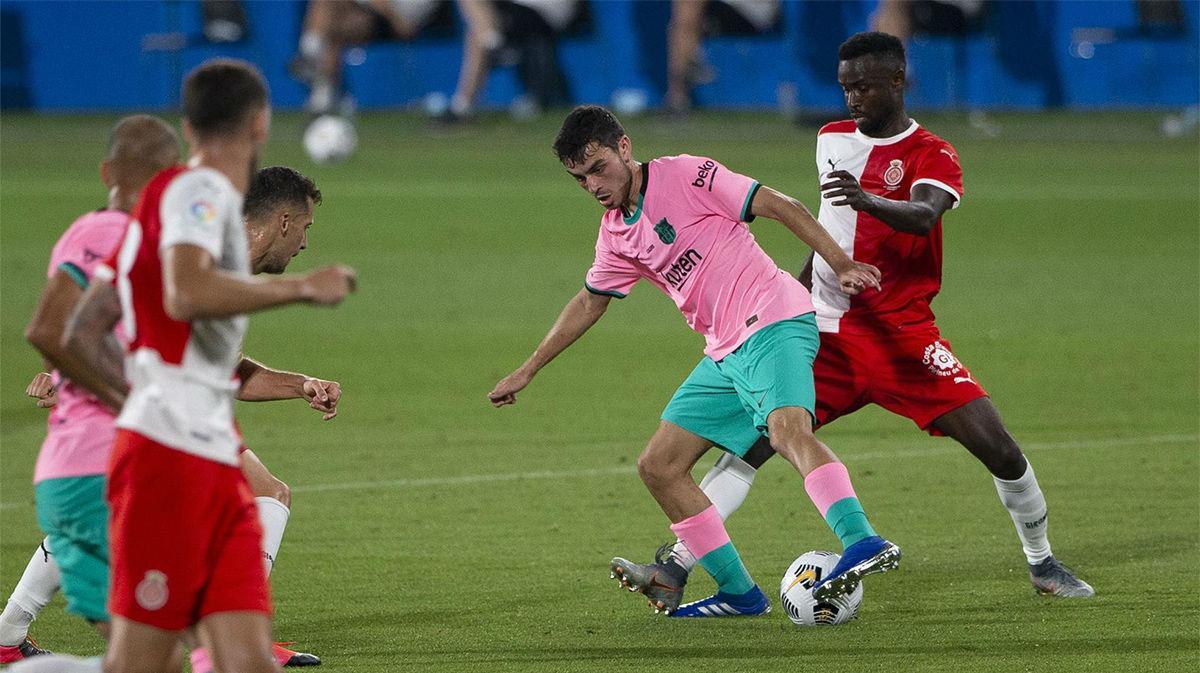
853,119,919,146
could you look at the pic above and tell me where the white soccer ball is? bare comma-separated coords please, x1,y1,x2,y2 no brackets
303,115,357,164
780,550,863,626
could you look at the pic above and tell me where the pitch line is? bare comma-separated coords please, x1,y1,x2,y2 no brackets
286,432,1197,495
0,433,1194,509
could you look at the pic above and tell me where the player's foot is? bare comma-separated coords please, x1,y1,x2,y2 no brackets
610,544,687,614
1029,556,1094,598
0,636,51,663
811,535,901,601
274,642,321,667
671,586,771,618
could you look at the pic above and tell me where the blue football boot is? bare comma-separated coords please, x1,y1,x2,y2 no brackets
811,536,901,601
671,585,771,618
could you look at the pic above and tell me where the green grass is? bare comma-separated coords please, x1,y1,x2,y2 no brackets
1,111,1197,672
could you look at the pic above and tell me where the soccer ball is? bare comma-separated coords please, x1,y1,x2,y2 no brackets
779,550,863,626
303,115,357,164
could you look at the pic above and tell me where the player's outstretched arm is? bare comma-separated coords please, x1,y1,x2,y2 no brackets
750,186,881,295
820,172,954,236
488,287,611,407
236,356,342,421
163,244,356,321
59,281,129,412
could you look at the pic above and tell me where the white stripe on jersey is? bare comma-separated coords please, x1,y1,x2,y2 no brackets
812,121,920,333
912,177,962,207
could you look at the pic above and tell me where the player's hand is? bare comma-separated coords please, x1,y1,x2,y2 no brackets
302,378,342,421
25,372,57,408
488,368,534,407
301,266,357,306
837,262,882,295
820,170,874,211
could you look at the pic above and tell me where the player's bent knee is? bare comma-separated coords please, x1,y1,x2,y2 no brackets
636,451,665,487
271,478,291,508
765,406,815,440
636,451,685,489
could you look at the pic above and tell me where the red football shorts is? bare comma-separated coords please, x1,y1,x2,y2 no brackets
813,324,988,435
107,429,271,631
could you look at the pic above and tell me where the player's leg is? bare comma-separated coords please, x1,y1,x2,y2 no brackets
197,612,278,673
731,315,898,600
0,538,57,661
764,407,900,599
232,449,320,668
635,421,770,617
611,355,769,613
667,329,867,574
666,446,765,572
195,472,279,673
931,398,1093,597
240,449,292,575
102,616,182,673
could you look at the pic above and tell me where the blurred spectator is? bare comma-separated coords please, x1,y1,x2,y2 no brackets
202,0,248,43
442,0,580,122
667,0,780,113
871,0,986,38
292,0,453,114
870,0,999,135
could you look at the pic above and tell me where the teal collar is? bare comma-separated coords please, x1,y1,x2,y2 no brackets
621,162,649,225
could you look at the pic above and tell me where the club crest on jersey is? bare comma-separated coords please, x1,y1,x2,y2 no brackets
654,218,677,244
135,570,169,611
923,341,963,377
882,160,904,189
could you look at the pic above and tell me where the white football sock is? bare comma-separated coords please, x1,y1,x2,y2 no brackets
1,538,60,646
994,460,1052,564
7,654,102,672
256,496,290,577
670,453,757,571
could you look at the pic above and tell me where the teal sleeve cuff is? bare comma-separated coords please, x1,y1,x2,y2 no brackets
58,262,88,289
740,182,762,223
584,282,627,299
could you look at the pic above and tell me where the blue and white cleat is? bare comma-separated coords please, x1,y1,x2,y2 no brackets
671,586,771,618
811,535,901,601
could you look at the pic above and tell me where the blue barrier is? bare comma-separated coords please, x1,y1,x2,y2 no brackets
1,0,1196,112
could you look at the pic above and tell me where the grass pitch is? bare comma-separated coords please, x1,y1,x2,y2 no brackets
1,111,1198,672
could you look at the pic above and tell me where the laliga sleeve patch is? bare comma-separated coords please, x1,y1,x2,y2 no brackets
189,199,217,225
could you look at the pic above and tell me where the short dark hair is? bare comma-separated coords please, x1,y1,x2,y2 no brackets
244,166,321,221
553,105,625,165
838,31,906,67
182,59,268,138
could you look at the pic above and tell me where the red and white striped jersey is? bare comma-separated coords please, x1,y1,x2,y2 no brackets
96,164,249,465
811,120,963,333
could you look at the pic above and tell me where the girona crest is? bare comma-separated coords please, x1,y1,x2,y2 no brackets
883,159,904,188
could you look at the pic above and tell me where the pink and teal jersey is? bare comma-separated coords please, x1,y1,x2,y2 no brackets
584,155,813,360
33,209,129,484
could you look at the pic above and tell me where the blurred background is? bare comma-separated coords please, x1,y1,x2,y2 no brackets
1,4,1198,670
1,0,1197,126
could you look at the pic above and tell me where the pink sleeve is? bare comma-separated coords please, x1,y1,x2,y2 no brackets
48,218,126,288
912,142,964,208
678,156,761,222
584,230,641,298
